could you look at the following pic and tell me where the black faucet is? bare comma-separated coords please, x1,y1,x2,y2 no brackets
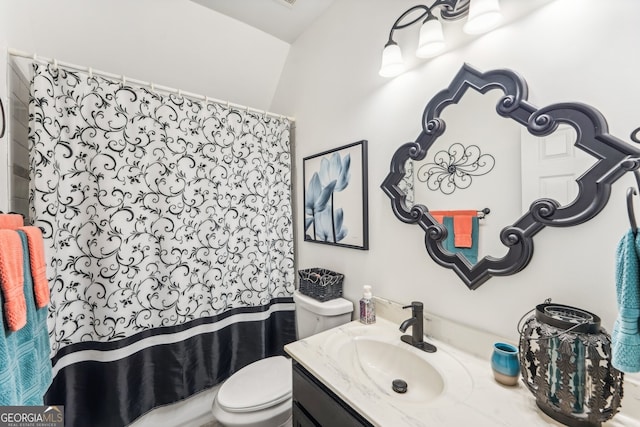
399,301,436,353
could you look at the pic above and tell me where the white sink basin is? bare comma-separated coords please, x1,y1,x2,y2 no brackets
339,336,444,402
321,323,473,409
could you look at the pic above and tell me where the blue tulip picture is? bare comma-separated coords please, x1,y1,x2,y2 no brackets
303,141,369,250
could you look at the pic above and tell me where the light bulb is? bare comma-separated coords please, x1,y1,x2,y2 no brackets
463,0,503,35
416,17,445,58
379,42,405,77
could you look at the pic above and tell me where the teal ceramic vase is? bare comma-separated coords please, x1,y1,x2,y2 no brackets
491,342,519,386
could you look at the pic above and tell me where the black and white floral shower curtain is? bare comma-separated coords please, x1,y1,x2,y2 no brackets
29,64,296,426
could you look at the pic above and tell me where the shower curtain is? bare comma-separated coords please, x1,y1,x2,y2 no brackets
28,64,296,426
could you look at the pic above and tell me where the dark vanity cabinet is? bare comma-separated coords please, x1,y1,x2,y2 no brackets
292,362,373,427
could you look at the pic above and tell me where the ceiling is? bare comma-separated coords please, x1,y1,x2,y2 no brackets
190,0,336,44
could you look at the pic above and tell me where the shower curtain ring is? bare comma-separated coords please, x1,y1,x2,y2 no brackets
122,75,126,86
150,83,155,91
53,59,58,69
88,67,93,78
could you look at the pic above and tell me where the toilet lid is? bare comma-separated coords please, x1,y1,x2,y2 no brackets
217,356,292,413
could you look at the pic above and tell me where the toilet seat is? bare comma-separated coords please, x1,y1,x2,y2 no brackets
217,356,292,413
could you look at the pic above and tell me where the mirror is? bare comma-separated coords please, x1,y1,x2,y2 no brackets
382,63,640,289
403,89,598,266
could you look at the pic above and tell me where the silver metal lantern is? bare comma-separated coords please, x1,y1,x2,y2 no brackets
519,303,624,427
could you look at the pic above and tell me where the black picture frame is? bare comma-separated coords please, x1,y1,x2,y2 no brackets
303,140,369,250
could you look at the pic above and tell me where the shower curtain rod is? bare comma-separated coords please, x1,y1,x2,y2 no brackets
8,48,296,122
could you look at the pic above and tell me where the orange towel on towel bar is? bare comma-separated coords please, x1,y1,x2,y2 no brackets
17,227,50,308
429,210,478,248
0,214,24,230
0,230,27,330
453,214,474,248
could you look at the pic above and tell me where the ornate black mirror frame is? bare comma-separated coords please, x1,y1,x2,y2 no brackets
381,63,640,290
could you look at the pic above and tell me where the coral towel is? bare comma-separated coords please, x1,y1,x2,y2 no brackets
17,227,50,308
0,230,26,330
453,214,474,248
0,214,24,230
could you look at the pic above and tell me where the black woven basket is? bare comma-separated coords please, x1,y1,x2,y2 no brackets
298,268,344,302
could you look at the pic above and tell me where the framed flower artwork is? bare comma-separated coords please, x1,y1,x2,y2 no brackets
303,140,369,250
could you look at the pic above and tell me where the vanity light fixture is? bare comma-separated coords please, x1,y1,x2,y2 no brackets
379,0,503,77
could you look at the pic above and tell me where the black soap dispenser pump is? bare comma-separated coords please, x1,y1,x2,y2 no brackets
359,285,376,325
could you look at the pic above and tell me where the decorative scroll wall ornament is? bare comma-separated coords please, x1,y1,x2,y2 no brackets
416,142,495,194
380,63,640,289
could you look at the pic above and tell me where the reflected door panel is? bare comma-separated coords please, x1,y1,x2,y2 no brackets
521,125,597,212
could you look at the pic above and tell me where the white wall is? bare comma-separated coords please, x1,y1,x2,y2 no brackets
271,0,640,342
4,0,290,110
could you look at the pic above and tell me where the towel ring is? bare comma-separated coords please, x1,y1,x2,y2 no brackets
626,170,640,235
631,127,640,144
0,97,5,139
627,187,638,235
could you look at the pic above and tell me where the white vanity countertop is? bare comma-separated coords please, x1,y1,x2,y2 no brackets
285,317,639,427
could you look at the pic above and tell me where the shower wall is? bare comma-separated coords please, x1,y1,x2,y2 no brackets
7,57,30,217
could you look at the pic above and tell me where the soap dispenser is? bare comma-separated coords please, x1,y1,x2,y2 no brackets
359,285,376,325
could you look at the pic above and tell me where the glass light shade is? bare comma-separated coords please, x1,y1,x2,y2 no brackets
379,42,405,77
415,18,445,58
463,0,503,35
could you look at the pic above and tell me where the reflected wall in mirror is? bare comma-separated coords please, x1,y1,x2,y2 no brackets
403,91,598,267
382,63,640,289
407,88,519,265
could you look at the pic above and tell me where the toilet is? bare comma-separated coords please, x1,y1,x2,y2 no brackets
211,290,353,427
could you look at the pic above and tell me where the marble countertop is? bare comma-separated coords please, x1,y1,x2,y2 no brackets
285,316,639,427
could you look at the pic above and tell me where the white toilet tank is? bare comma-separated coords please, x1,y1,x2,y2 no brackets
293,290,353,339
